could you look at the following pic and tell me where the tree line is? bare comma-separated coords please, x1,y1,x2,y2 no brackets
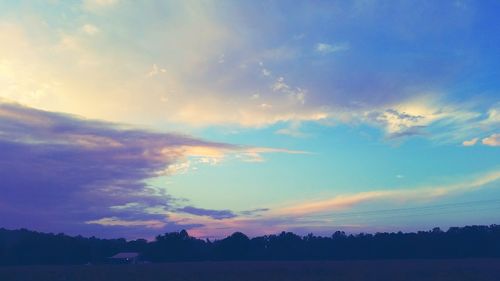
1,225,500,265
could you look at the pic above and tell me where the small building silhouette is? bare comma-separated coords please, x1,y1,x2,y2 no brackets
108,252,141,264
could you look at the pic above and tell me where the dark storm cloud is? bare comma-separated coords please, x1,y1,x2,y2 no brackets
0,102,236,238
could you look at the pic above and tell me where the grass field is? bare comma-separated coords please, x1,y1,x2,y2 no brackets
1,259,499,281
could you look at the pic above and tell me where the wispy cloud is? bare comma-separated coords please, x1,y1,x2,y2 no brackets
172,169,500,237
274,170,500,216
86,217,166,229
176,206,237,220
315,42,350,54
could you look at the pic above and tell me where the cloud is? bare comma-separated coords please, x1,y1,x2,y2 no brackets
463,137,479,146
81,24,99,35
0,102,308,238
86,217,166,229
116,168,500,238
239,208,270,216
147,64,167,77
180,169,500,237
315,42,350,54
272,77,290,92
0,1,497,142
361,95,448,138
163,160,191,175
176,206,237,220
235,146,309,163
356,95,495,142
482,133,500,147
365,108,426,137
0,9,414,130
261,68,271,76
0,102,238,237
270,76,307,105
483,107,500,125
273,170,500,216
461,133,499,147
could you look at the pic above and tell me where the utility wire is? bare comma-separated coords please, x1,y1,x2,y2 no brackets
309,198,500,221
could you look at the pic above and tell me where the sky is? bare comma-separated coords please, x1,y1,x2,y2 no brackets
0,0,499,239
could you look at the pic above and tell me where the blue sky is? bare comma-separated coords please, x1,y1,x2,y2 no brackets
0,0,499,239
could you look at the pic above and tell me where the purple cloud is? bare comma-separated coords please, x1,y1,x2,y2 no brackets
176,206,237,220
0,102,237,238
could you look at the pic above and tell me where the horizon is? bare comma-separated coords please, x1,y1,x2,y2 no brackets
0,0,499,240
2,222,497,241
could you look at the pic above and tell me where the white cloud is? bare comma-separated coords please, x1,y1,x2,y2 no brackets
147,64,167,77
250,93,260,100
272,77,290,92
86,217,166,228
482,133,500,147
260,103,272,109
292,88,306,105
315,42,350,54
81,24,99,35
271,77,306,105
481,106,500,126
359,95,488,141
163,161,191,175
198,157,220,166
462,137,479,146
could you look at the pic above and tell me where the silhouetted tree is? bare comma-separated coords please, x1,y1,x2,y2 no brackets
1,224,500,265
213,232,250,260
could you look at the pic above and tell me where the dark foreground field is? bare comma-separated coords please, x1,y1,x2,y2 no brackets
1,259,500,281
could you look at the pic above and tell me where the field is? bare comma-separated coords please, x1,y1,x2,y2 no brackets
1,259,500,281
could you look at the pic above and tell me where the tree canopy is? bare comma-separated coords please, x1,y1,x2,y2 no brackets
1,225,500,265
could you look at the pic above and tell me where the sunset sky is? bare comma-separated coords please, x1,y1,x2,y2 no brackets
0,0,499,239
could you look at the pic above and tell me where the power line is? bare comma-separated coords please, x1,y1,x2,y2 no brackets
310,198,500,221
